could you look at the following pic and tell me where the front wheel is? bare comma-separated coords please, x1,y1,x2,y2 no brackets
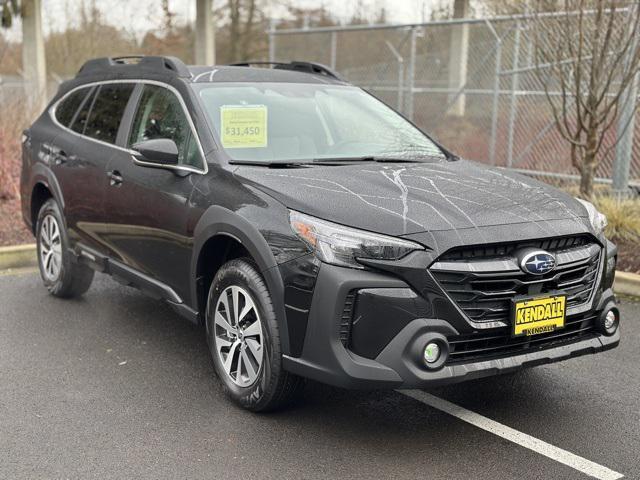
206,258,304,412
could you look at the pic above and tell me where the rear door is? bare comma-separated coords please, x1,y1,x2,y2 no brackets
102,83,206,301
47,85,107,254
27,85,93,230
50,82,136,254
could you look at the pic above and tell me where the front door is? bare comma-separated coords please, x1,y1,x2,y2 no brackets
102,83,206,302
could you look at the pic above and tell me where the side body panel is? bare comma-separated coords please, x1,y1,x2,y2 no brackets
21,114,66,231
50,131,114,253
103,152,196,302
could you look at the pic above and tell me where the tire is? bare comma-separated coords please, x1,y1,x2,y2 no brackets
205,258,304,412
36,198,94,298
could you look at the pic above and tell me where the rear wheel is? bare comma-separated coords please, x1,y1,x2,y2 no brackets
206,258,304,412
36,198,94,298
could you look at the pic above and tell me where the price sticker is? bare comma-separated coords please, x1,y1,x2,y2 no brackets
220,105,267,148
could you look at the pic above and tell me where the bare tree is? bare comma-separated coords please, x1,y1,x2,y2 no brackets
0,0,20,28
227,0,262,62
160,0,176,33
532,0,640,198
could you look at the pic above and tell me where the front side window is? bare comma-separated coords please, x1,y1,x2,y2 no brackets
193,82,445,163
55,87,91,127
128,84,203,168
84,83,135,144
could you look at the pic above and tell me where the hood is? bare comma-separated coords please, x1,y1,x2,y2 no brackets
234,160,588,237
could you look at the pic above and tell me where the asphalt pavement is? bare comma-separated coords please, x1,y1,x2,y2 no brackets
0,271,638,479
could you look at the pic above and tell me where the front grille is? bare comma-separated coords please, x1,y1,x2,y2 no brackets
430,236,602,325
446,313,597,364
438,235,591,262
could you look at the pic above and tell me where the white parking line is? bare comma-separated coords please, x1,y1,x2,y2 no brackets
400,390,624,480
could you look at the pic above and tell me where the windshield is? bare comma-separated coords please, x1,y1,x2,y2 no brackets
193,82,446,163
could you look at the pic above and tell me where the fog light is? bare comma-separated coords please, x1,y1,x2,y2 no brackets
423,342,441,364
604,310,616,330
598,306,619,336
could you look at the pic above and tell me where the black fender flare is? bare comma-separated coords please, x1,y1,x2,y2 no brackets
190,205,290,355
28,163,67,230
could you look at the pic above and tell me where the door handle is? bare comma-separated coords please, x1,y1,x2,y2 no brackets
108,170,123,187
54,150,68,166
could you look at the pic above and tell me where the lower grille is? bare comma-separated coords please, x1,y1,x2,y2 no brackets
447,313,597,364
339,291,356,347
431,236,602,325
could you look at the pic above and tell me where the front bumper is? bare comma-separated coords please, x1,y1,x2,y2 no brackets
282,262,620,389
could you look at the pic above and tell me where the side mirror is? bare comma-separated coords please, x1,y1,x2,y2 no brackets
132,138,179,166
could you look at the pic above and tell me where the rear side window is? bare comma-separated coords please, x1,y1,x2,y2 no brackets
71,87,97,135
84,83,135,144
55,87,91,127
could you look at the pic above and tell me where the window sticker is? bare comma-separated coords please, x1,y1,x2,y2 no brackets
220,105,267,148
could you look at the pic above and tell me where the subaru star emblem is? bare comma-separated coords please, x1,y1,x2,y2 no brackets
520,250,556,275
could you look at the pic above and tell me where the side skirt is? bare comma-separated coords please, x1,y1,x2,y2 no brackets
73,244,201,325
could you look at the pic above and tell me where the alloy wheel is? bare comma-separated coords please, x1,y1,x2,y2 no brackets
39,214,62,282
213,285,264,387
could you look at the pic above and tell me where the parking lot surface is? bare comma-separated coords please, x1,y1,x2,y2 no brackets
1,271,638,479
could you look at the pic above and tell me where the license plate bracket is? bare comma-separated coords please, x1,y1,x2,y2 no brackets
511,294,567,337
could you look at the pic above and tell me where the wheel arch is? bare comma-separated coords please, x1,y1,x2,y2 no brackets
28,164,66,233
30,183,53,233
191,205,290,355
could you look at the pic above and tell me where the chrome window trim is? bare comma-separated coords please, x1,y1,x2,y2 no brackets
48,79,208,175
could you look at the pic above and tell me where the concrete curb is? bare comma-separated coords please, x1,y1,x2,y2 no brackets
0,244,37,271
0,243,639,297
614,271,640,298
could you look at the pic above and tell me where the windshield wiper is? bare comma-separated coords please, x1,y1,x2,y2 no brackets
229,159,311,167
312,156,423,164
229,156,427,167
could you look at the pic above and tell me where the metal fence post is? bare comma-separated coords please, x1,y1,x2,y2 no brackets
486,20,502,165
447,0,471,117
407,27,417,121
506,21,521,168
612,77,638,196
489,43,502,165
330,31,337,70
268,19,277,62
613,4,639,196
385,40,405,113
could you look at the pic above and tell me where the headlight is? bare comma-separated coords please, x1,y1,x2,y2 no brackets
289,210,424,269
576,198,607,235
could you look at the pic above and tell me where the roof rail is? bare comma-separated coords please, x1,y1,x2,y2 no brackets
77,56,191,79
227,61,344,81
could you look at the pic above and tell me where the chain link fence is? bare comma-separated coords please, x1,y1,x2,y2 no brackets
269,10,640,192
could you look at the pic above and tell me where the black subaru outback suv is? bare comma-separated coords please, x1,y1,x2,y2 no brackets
21,56,620,411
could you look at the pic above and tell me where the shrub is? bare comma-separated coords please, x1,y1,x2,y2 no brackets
0,95,33,200
562,186,640,243
593,195,640,243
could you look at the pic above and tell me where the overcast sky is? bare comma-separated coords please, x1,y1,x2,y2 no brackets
3,0,440,41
